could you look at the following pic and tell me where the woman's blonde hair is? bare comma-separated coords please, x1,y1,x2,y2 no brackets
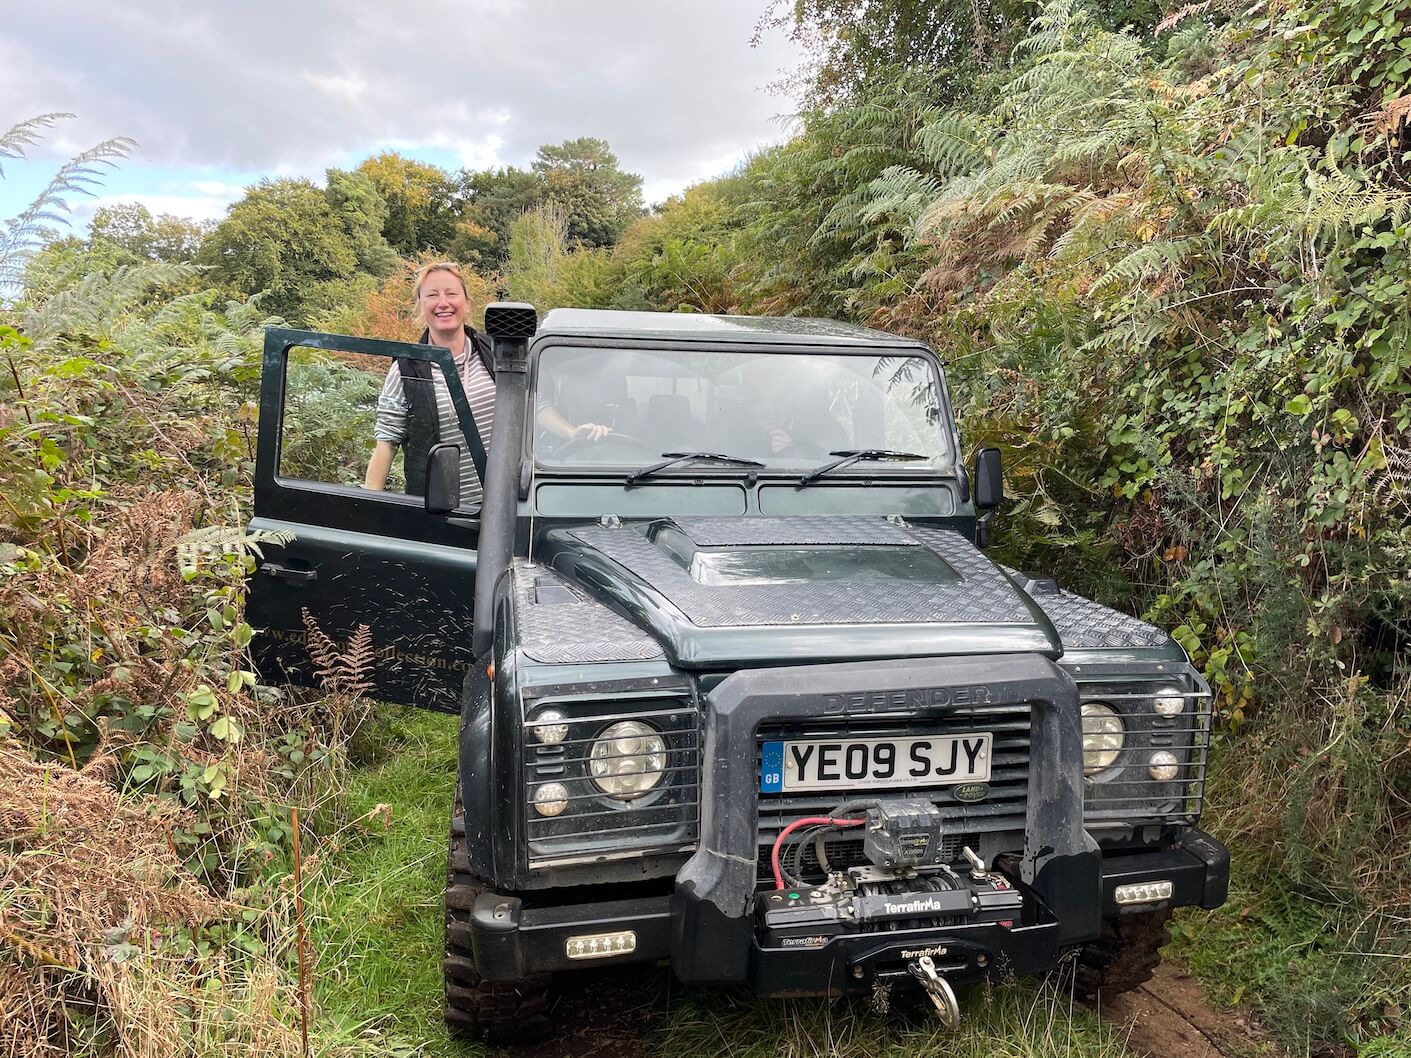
412,261,469,305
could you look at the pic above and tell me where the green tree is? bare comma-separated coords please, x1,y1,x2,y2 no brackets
755,0,1163,105
198,178,361,322
616,182,745,312
356,152,461,255
323,168,399,277
452,165,543,269
505,201,628,310
90,202,208,263
532,137,644,248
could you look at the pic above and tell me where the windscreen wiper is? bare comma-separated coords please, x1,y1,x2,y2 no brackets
798,449,927,487
626,451,766,486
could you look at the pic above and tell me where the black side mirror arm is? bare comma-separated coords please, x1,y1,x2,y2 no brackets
424,443,463,514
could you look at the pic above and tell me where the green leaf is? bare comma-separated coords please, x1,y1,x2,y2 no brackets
1283,395,1312,416
231,622,253,649
209,716,243,744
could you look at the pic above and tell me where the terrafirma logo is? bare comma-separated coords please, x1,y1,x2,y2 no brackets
902,946,946,959
885,897,945,915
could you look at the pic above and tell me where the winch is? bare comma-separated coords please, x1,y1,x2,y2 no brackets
754,799,1025,1023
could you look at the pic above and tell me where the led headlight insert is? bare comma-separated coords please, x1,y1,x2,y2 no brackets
1081,702,1125,775
1114,880,1173,905
1148,751,1180,781
529,709,569,745
589,720,667,801
533,782,570,817
1153,689,1186,717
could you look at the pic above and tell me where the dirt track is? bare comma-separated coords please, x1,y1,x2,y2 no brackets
507,958,1275,1058
1097,962,1278,1058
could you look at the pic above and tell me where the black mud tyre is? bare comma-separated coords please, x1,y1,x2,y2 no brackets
444,784,554,1044
1073,909,1171,998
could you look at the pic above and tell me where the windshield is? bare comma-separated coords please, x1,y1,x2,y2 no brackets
532,346,951,471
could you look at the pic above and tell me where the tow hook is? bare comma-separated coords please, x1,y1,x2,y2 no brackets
908,954,960,1027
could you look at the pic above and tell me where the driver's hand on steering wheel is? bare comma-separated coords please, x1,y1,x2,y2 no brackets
572,422,612,442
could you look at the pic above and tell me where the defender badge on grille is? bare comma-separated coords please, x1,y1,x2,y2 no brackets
953,782,990,803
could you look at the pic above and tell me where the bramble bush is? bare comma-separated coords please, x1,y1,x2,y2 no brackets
0,124,401,1054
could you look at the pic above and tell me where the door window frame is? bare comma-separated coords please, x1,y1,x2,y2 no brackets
254,327,488,544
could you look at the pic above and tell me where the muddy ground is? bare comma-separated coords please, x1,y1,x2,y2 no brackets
502,959,1278,1058
1099,963,1280,1058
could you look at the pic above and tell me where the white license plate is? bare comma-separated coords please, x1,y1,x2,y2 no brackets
760,734,992,793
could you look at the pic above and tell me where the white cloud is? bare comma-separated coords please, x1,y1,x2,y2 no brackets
302,72,368,105
2,0,804,195
78,191,241,226
455,133,505,172
191,180,241,196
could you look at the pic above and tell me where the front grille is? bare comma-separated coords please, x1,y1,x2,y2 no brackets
1078,678,1213,825
755,703,1032,878
524,696,699,866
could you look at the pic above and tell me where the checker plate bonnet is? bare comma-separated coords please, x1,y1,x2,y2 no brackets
565,517,1037,628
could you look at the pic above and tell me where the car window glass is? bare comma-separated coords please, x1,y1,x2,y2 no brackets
533,347,949,469
279,345,469,498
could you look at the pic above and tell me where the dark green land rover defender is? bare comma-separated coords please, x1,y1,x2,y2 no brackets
248,306,1228,1043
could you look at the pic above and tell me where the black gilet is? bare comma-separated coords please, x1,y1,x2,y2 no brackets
396,326,495,495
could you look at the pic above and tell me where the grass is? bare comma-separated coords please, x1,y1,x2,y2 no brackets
302,706,1141,1058
305,708,469,1057
659,979,1130,1058
1164,745,1411,1058
1169,868,1411,1056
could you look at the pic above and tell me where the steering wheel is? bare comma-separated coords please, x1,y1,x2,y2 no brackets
550,431,655,460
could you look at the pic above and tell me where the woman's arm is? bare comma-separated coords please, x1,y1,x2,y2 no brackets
538,405,610,442
364,440,397,489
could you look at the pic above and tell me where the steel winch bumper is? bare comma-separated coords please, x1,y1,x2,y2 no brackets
466,827,1228,990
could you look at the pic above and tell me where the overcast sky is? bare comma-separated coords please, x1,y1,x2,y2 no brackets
1,0,805,232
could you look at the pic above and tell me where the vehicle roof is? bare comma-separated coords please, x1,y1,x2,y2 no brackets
534,308,926,349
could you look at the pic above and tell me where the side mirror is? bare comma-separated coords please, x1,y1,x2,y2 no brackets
425,443,462,514
974,447,1004,510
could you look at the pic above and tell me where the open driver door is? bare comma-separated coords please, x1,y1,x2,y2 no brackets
246,327,486,713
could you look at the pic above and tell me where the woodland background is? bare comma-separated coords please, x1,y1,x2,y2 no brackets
2,1,1409,1055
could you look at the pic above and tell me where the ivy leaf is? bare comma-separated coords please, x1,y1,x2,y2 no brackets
1283,394,1312,416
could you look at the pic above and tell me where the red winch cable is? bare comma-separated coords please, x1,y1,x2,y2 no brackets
770,815,865,890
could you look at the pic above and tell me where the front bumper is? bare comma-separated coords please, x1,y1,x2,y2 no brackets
468,827,1229,992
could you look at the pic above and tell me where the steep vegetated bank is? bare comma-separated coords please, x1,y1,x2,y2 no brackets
2,1,1409,1053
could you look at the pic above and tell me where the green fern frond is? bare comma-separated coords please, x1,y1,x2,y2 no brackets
1090,238,1192,296
0,120,137,290
21,262,198,348
0,113,72,176
916,115,989,178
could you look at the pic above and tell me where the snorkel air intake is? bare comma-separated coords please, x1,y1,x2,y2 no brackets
471,302,537,658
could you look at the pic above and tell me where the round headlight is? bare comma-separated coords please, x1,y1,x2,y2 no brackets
1081,702,1125,775
529,709,569,745
1153,690,1185,717
533,782,570,817
1148,751,1180,781
589,721,667,801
